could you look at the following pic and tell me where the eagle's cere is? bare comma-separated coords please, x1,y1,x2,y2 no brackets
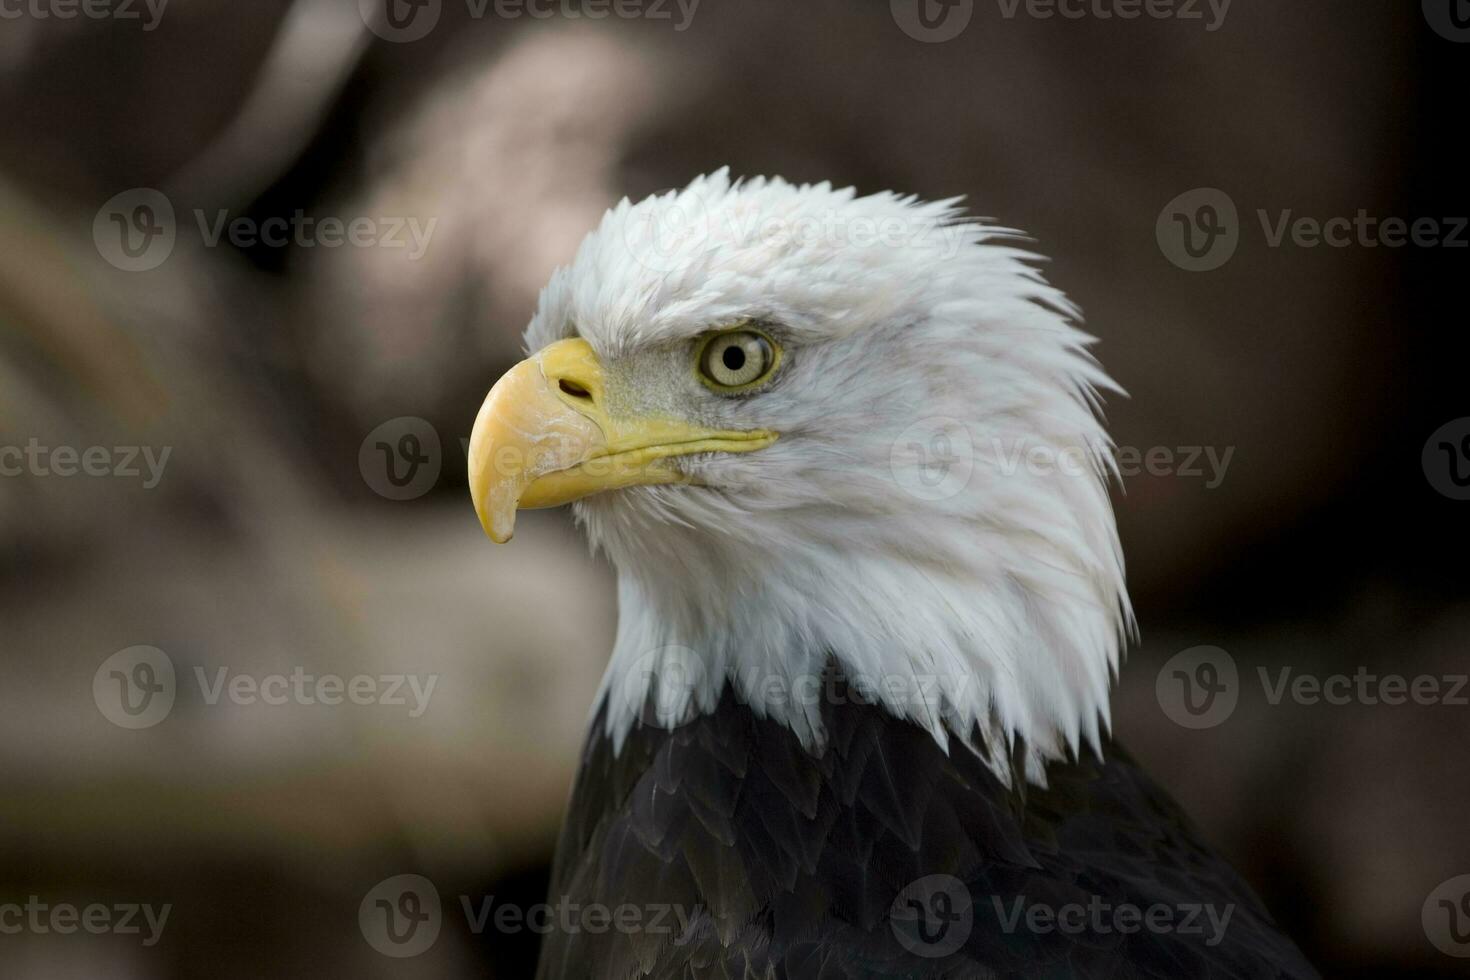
468,170,1316,979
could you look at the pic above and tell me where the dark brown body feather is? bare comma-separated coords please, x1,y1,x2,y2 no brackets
537,669,1316,979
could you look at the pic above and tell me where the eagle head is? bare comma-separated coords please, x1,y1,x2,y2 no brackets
468,169,1132,784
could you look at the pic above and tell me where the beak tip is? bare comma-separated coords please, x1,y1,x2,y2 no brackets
476,507,515,544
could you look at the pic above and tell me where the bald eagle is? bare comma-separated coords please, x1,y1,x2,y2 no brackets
468,171,1316,979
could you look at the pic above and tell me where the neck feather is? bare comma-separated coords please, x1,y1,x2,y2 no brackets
590,505,1131,787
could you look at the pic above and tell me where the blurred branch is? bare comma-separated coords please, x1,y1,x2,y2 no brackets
167,0,373,208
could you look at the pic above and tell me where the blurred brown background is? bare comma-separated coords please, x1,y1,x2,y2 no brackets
1,0,1466,976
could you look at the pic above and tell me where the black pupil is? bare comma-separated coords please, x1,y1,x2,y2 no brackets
722,343,747,372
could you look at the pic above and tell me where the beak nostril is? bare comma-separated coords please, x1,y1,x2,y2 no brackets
559,379,593,399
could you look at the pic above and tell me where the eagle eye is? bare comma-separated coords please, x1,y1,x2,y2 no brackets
697,328,779,392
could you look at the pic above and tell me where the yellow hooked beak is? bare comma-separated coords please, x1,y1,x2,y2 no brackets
468,338,777,542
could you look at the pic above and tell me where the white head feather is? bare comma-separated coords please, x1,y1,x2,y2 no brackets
523,169,1133,785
